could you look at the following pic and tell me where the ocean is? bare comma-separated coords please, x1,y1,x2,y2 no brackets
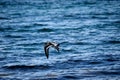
0,0,120,80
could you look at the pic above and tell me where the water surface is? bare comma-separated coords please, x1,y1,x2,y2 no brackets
0,0,120,80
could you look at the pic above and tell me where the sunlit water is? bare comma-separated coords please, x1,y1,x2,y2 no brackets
0,0,120,80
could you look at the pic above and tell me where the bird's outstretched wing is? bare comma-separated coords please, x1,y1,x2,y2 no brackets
44,42,59,59
44,43,51,59
44,46,49,59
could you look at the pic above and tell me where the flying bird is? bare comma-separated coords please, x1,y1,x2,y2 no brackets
44,42,59,59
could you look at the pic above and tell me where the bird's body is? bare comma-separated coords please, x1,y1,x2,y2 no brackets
44,42,59,59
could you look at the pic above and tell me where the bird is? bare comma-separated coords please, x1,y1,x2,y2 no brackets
44,42,59,59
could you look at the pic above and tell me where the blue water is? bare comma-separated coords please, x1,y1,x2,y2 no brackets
0,0,120,80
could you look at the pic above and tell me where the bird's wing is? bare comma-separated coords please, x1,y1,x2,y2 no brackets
44,42,59,59
44,46,49,59
44,44,52,59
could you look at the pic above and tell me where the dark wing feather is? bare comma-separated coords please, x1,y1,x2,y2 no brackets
44,46,49,59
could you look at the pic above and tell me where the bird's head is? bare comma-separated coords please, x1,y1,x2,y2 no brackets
55,44,60,52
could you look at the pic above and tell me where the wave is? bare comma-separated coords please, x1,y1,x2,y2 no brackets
113,20,120,24
62,75,79,79
15,29,30,32
68,59,103,65
4,34,23,38
0,0,30,6
89,70,120,75
0,57,6,61
60,41,97,46
103,40,120,44
88,61,103,65
73,1,96,5
0,72,14,77
0,17,9,20
106,58,120,62
33,23,48,26
3,64,52,70
104,54,120,62
16,43,42,46
0,27,14,32
67,59,83,63
37,28,54,32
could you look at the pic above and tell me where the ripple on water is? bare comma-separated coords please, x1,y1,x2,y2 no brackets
37,28,54,32
62,75,79,79
0,72,14,78
87,70,120,75
4,34,24,38
104,54,120,62
33,23,48,26
0,17,9,20
3,64,52,70
103,40,120,44
87,60,103,65
0,27,14,32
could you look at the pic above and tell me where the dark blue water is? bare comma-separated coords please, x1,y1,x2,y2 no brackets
0,0,120,80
